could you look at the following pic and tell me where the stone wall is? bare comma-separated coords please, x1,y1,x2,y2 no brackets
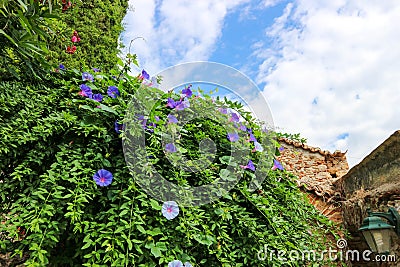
277,138,349,223
335,130,400,266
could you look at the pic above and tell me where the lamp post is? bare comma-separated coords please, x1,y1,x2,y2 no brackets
358,207,400,254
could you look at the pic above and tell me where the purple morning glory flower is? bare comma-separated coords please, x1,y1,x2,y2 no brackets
78,84,93,98
93,68,100,72
253,141,264,152
182,85,192,98
279,146,284,152
168,260,183,267
114,121,123,134
229,113,240,123
227,132,239,142
162,201,179,220
240,160,255,171
155,116,160,122
82,72,94,82
272,159,284,171
141,69,150,80
249,133,257,142
91,93,103,102
93,169,113,187
146,122,156,132
218,107,228,114
168,114,178,124
238,123,247,131
166,98,177,108
59,64,65,70
175,99,190,111
107,86,120,98
165,143,177,153
184,262,193,267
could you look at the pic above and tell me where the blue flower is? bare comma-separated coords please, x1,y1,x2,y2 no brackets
175,99,190,111
227,132,239,142
162,201,179,220
240,160,255,171
253,141,264,152
218,107,228,114
168,261,192,267
141,69,150,80
107,86,120,98
79,84,92,98
166,98,177,108
91,93,103,102
165,143,177,153
93,68,100,72
249,133,257,142
59,64,65,70
168,260,183,267
93,169,113,187
168,114,178,124
272,159,284,171
279,146,284,152
229,113,240,123
182,85,192,98
82,72,94,82
115,121,123,134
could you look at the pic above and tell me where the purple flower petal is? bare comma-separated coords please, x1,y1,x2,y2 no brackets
59,64,65,70
168,260,183,267
227,132,239,142
249,133,257,142
162,201,179,220
218,107,228,114
229,113,240,123
93,68,100,72
175,99,190,111
114,120,123,134
107,86,120,98
91,93,103,102
167,114,178,124
240,160,255,171
82,72,94,82
78,84,92,98
93,169,113,187
272,159,284,171
182,85,192,98
141,69,150,80
279,146,284,152
165,143,177,153
166,98,177,108
184,262,193,267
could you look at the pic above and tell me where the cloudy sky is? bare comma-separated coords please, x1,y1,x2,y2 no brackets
121,0,400,167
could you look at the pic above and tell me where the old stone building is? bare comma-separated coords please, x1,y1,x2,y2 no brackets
277,137,349,223
278,130,400,266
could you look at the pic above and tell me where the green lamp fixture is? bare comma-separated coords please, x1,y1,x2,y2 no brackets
358,207,400,254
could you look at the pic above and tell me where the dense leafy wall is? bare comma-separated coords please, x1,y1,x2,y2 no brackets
0,66,339,266
46,0,129,72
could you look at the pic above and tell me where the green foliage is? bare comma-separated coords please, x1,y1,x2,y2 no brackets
0,66,340,266
45,0,129,72
276,132,307,144
0,0,55,80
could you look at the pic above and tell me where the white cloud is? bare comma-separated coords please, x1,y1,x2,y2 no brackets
122,0,250,75
256,0,400,167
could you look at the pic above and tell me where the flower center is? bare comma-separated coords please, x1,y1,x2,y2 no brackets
100,177,105,183
167,207,172,213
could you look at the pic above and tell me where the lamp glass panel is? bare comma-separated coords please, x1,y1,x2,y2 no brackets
362,230,378,252
371,229,391,253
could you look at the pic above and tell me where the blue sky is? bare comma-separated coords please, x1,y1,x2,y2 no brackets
121,0,400,167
